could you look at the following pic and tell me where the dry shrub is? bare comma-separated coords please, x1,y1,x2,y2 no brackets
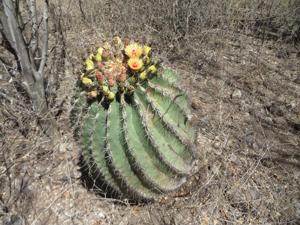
65,0,299,48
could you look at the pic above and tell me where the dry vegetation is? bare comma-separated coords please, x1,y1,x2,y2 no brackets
1,0,300,224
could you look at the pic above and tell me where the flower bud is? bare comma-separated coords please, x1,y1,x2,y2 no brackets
147,65,157,74
81,77,93,86
139,71,147,80
107,91,115,100
102,85,109,94
95,70,104,83
87,90,98,98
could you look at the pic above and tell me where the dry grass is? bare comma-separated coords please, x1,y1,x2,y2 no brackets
1,0,300,224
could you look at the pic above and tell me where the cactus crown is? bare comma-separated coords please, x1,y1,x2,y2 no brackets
78,37,161,102
71,37,196,202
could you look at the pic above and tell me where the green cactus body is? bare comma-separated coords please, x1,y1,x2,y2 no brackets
72,38,196,202
73,68,195,201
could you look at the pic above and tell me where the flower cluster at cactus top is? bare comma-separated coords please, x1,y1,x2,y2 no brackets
79,37,160,101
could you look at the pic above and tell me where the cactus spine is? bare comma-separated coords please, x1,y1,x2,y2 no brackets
71,38,196,202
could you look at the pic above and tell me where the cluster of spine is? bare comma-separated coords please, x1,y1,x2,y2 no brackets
71,38,196,202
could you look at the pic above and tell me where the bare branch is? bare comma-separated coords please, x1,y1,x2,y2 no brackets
28,0,38,53
15,0,26,31
0,0,57,136
1,0,37,79
25,17,43,46
0,26,18,60
38,0,49,74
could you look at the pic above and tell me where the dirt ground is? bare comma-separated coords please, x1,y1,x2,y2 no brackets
1,28,299,225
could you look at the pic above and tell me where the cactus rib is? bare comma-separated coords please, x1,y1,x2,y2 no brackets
133,94,192,175
137,85,195,155
104,99,158,201
120,94,186,193
135,89,193,170
90,103,123,197
147,81,191,118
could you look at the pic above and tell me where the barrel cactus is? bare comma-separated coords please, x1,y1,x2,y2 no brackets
71,37,196,202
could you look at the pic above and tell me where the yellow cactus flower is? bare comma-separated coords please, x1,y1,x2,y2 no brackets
125,43,143,58
95,54,102,62
147,65,157,74
85,59,94,71
107,91,115,100
139,71,147,80
95,47,103,62
97,47,103,55
88,90,98,98
81,77,93,86
128,58,143,71
143,45,151,56
102,85,109,94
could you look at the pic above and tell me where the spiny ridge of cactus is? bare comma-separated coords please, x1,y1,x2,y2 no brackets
71,37,196,202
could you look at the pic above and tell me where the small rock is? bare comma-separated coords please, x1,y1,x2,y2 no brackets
229,153,238,163
212,141,221,150
212,164,220,175
264,116,273,124
59,143,67,153
191,100,200,110
290,100,297,109
231,89,242,98
98,212,105,219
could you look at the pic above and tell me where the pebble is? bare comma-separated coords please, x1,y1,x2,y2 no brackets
229,153,238,163
231,89,242,98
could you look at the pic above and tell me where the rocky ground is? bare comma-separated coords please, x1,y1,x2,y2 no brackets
1,28,299,225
